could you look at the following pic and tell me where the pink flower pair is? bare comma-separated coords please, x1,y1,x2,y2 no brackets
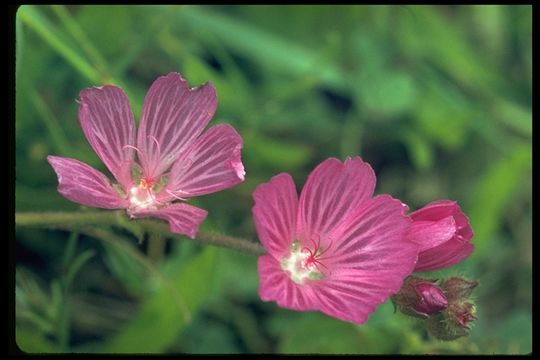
48,73,473,326
253,157,474,325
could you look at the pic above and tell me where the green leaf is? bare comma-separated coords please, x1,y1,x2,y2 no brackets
174,6,346,91
17,5,101,83
467,144,532,256
402,130,433,171
244,132,312,171
491,99,532,138
102,247,217,353
102,241,148,296
356,72,416,117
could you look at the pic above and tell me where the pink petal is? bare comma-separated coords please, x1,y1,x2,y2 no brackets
136,73,217,179
47,156,127,209
79,85,136,188
252,173,298,259
130,203,207,239
297,157,376,245
314,269,408,324
258,255,319,312
415,240,474,272
409,200,458,220
325,195,417,274
409,200,474,271
407,216,457,252
163,124,244,200
411,201,473,240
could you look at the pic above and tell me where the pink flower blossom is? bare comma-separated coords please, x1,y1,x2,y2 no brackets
48,73,245,238
253,157,418,324
407,200,474,272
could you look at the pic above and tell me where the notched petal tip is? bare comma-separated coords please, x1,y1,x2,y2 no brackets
228,144,246,181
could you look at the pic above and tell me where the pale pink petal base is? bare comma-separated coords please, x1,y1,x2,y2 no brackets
130,203,207,239
164,124,244,199
47,156,128,209
258,255,319,312
252,173,298,259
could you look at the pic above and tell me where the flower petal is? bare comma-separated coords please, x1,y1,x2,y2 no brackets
136,73,217,179
314,268,409,324
47,156,127,209
297,157,376,245
258,255,319,312
79,85,136,188
164,124,244,199
407,216,457,252
411,200,473,240
325,195,417,275
130,203,207,239
253,173,298,259
415,240,474,272
410,200,457,221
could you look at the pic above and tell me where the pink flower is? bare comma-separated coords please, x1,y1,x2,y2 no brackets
48,73,245,238
407,200,474,272
253,157,418,324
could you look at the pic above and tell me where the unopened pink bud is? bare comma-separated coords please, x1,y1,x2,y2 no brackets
393,276,448,319
414,283,449,316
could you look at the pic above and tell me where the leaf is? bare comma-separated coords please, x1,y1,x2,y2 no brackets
467,144,532,256
491,99,532,138
243,132,312,171
102,247,217,353
102,241,148,296
173,6,346,91
402,130,433,171
17,5,101,83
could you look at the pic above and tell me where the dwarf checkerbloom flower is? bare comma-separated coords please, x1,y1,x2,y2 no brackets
253,157,418,324
48,73,245,238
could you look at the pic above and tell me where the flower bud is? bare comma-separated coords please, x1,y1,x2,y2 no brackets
407,200,474,272
425,301,477,341
441,277,478,302
393,276,448,319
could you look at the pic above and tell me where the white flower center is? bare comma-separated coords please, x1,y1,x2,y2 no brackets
280,241,324,285
128,178,158,212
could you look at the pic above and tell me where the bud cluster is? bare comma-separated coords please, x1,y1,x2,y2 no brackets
393,276,478,340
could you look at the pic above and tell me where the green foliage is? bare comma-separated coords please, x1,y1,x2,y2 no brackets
15,4,531,354
102,247,217,353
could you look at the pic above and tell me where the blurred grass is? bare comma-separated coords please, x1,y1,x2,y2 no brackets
15,5,531,354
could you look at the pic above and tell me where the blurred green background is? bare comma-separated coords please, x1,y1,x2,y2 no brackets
15,5,531,354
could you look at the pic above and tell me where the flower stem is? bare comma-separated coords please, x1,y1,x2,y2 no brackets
15,211,265,256
147,233,166,263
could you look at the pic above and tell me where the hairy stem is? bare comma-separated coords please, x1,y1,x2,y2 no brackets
15,211,265,256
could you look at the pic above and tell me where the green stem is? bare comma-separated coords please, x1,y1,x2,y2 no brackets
15,211,265,256
147,233,166,263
